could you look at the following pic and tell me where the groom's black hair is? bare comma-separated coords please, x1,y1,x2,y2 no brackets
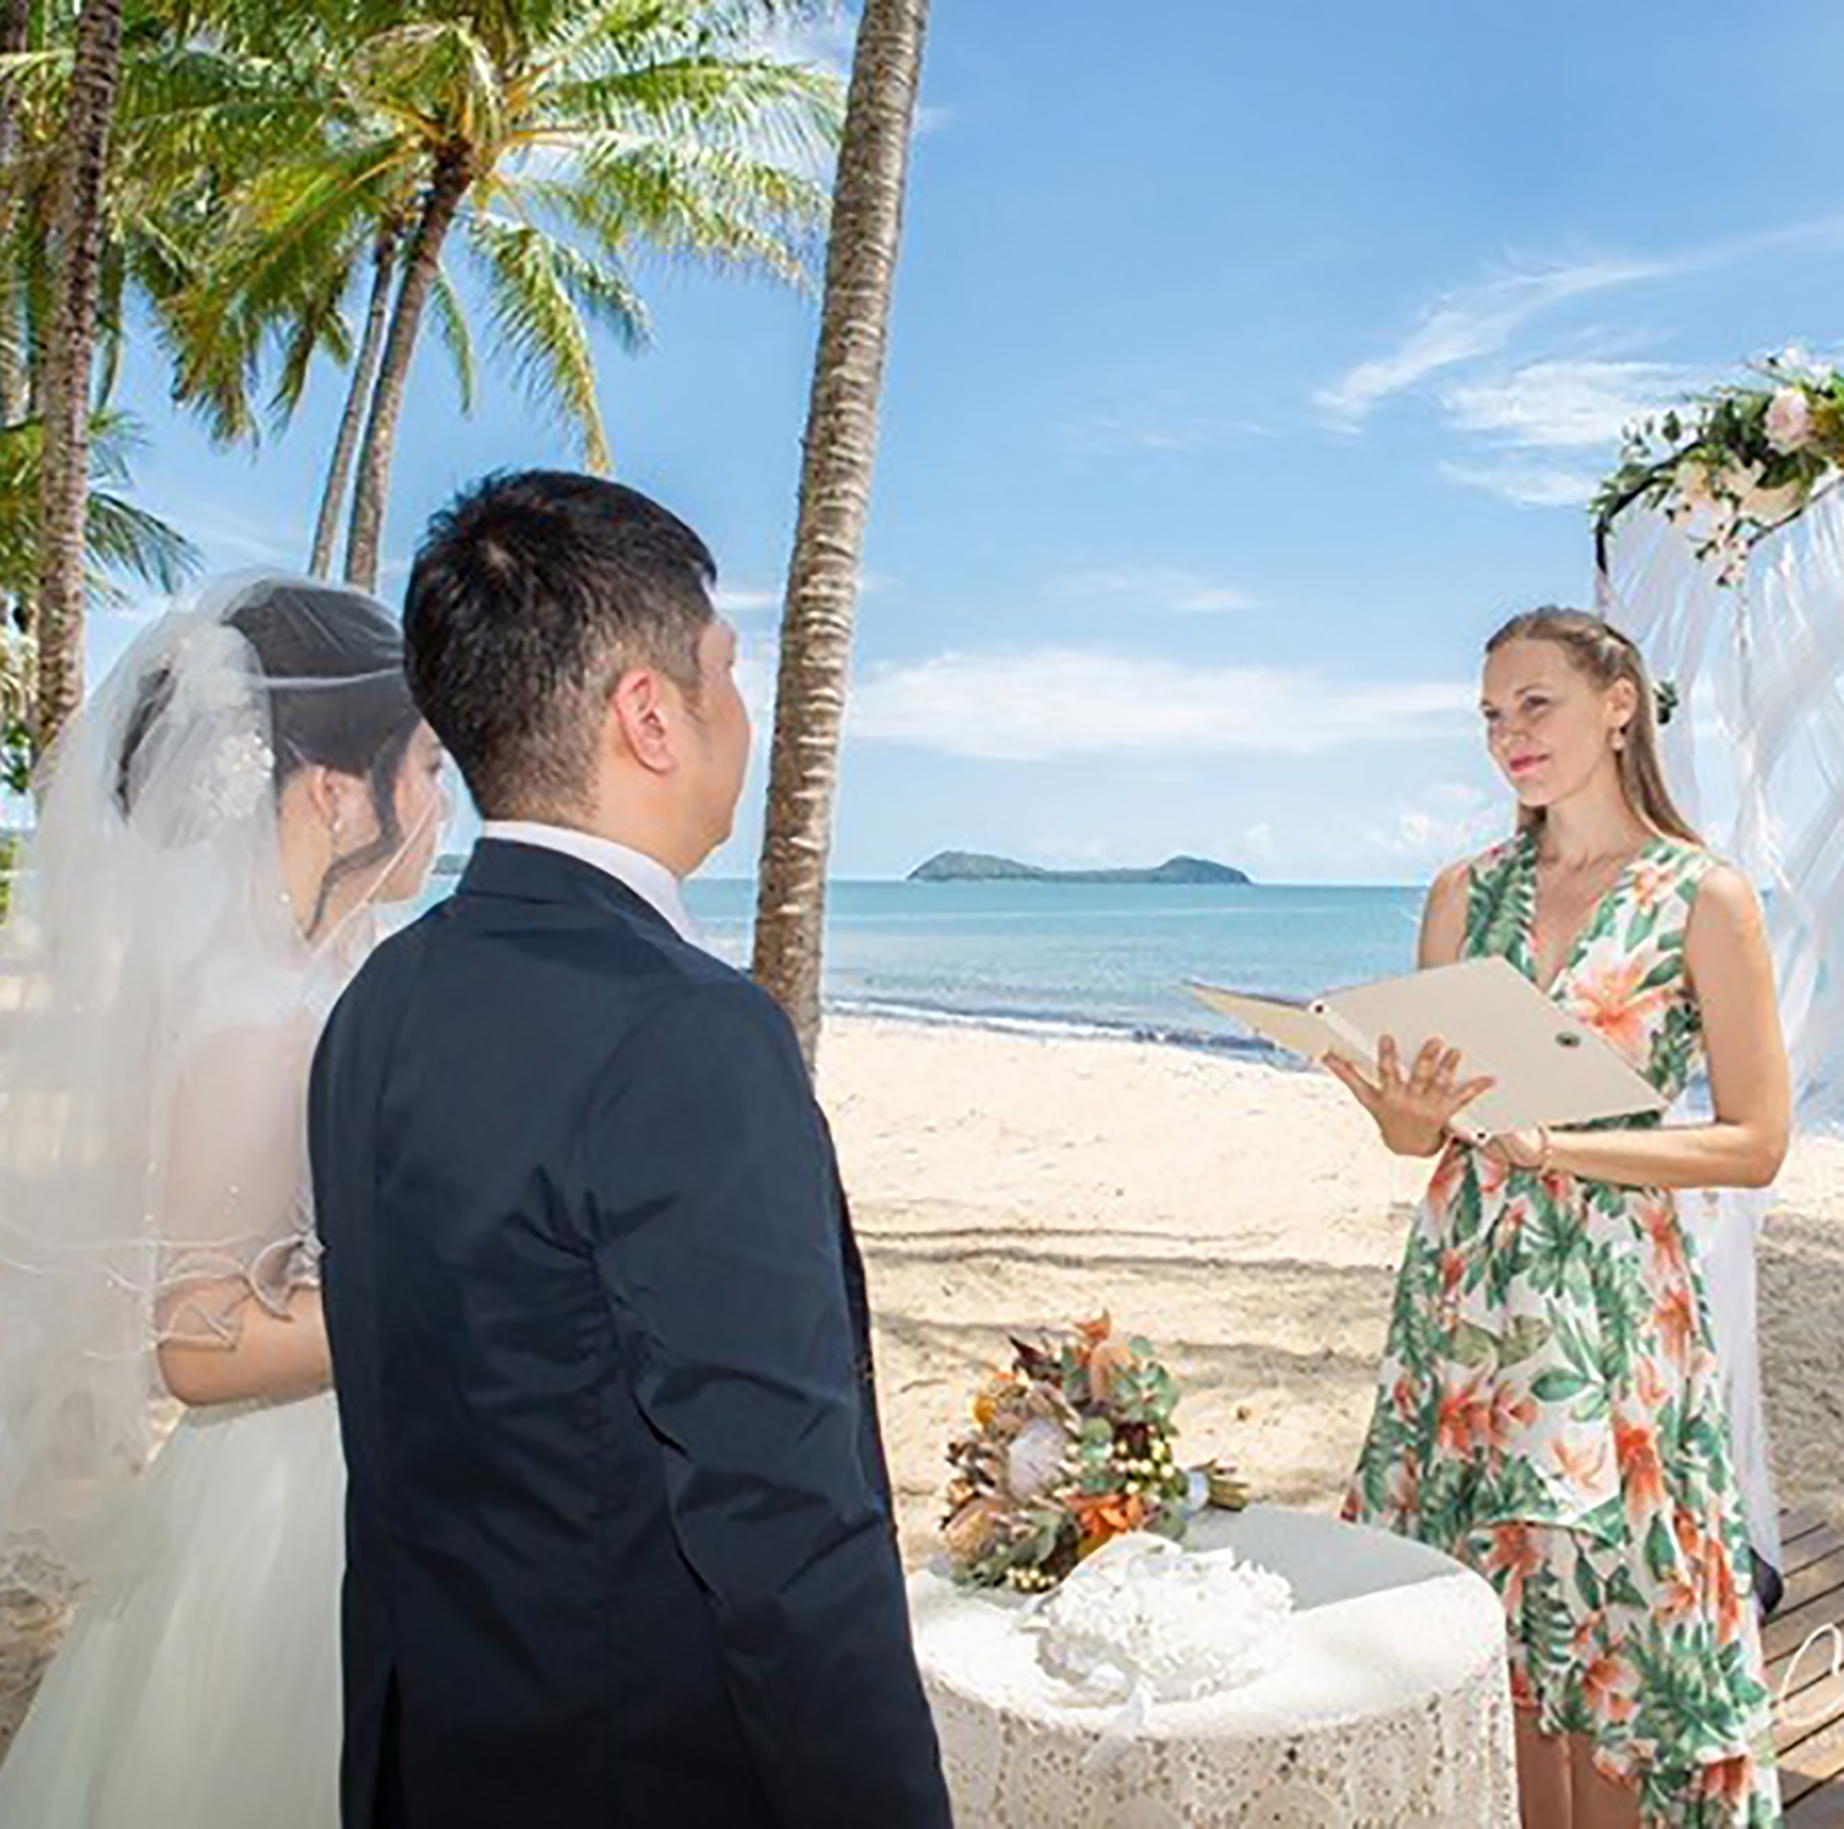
404,470,718,820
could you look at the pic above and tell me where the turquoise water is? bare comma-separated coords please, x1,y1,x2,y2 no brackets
418,873,1425,1059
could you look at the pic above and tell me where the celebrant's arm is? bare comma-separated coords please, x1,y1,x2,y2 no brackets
1500,866,1790,1191
1418,858,1469,971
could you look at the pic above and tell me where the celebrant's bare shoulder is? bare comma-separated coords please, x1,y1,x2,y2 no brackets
1417,856,1476,969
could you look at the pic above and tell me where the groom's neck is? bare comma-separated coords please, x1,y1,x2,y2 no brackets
504,803,698,882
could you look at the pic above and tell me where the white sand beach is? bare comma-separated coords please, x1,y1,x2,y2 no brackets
816,1016,1844,1563
4,1013,1840,1757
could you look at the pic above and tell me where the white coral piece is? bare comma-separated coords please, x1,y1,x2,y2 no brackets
1032,1533,1293,1705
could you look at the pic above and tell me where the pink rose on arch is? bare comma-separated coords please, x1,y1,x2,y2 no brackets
1765,385,1814,455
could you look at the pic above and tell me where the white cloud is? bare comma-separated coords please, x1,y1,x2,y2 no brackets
1440,462,1595,507
1053,568,1262,614
1440,460,1604,508
168,499,310,574
1362,780,1502,861
734,634,780,732
1440,358,1691,449
714,583,781,613
1315,258,1667,423
1058,412,1262,459
847,647,1473,761
1318,214,1844,432
1242,821,1276,861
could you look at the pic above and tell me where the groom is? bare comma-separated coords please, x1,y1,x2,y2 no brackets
309,471,952,1828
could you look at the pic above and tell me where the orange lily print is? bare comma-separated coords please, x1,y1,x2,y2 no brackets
1564,936,1674,1065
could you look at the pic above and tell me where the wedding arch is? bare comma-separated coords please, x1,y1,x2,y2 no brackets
1590,350,1844,1596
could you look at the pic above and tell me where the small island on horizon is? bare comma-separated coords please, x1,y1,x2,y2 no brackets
907,850,1253,886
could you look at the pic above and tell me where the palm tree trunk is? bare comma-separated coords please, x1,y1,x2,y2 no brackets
35,0,122,751
343,150,471,592
0,0,33,429
750,0,930,1067
311,228,396,578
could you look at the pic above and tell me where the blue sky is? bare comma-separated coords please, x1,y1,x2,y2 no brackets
98,0,1844,882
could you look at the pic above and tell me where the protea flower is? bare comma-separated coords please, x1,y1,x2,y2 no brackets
943,1497,1006,1564
1004,1415,1068,1502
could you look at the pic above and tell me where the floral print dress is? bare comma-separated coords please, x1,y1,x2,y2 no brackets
1343,830,1781,1828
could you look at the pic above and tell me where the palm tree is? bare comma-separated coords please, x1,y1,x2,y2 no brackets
317,1,840,589
0,409,195,796
34,0,121,750
751,0,929,1066
0,412,197,607
309,224,398,575
0,0,32,431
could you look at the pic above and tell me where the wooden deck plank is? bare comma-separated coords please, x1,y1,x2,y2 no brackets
1777,1625,1844,1811
1778,1546,1844,1622
1781,1710,1844,1811
1785,1510,1832,1549
1783,1529,1844,1582
1787,1776,1844,1825
1772,1512,1844,1816
1771,1592,1844,1678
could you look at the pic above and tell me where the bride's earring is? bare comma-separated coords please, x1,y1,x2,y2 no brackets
1612,727,1628,753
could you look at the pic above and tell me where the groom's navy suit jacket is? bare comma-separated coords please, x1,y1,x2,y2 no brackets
310,839,951,1829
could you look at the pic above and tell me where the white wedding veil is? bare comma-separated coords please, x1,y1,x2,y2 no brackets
0,573,435,1602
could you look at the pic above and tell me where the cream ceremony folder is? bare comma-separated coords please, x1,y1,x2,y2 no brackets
1188,955,1664,1142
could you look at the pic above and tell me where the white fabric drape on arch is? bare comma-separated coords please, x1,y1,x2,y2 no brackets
1595,485,1844,1585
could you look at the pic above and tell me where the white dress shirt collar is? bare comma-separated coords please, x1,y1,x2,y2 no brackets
478,820,699,945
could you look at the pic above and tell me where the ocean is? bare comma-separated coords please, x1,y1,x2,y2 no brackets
417,874,1425,1062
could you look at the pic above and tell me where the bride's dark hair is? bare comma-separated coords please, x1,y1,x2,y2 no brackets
116,580,422,923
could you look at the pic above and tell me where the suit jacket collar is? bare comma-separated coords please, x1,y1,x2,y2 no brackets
458,838,680,939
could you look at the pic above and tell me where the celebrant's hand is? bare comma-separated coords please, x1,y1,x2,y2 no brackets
1324,1035,1495,1159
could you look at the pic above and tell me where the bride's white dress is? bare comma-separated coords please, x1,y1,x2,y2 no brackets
0,1394,344,1826
0,974,349,1828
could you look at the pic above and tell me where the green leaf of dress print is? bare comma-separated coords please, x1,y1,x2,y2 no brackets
1498,1315,1553,1368
1639,955,1682,993
1448,1320,1501,1369
1644,1513,1676,1583
1532,1368,1590,1402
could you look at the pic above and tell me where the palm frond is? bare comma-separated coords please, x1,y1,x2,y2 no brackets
348,23,508,154
0,414,199,604
429,261,477,415
270,264,356,428
82,490,202,602
537,140,822,286
470,214,647,471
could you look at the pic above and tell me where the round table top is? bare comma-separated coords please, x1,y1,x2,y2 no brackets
907,1503,1509,1741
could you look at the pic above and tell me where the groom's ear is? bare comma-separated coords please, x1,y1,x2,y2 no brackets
608,667,677,777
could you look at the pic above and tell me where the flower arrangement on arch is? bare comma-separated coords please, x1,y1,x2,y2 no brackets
940,1314,1243,1592
1591,349,1844,587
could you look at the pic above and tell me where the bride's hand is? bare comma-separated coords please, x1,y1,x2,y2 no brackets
1323,1035,1495,1159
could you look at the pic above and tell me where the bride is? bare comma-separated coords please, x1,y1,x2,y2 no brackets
0,575,448,1824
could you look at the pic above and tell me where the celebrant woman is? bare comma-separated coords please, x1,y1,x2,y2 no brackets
1329,609,1786,1829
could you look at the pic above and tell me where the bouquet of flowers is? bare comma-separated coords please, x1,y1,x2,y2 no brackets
940,1314,1243,1593
1591,348,1844,586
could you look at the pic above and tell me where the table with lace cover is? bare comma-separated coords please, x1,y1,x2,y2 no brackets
907,1504,1517,1828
